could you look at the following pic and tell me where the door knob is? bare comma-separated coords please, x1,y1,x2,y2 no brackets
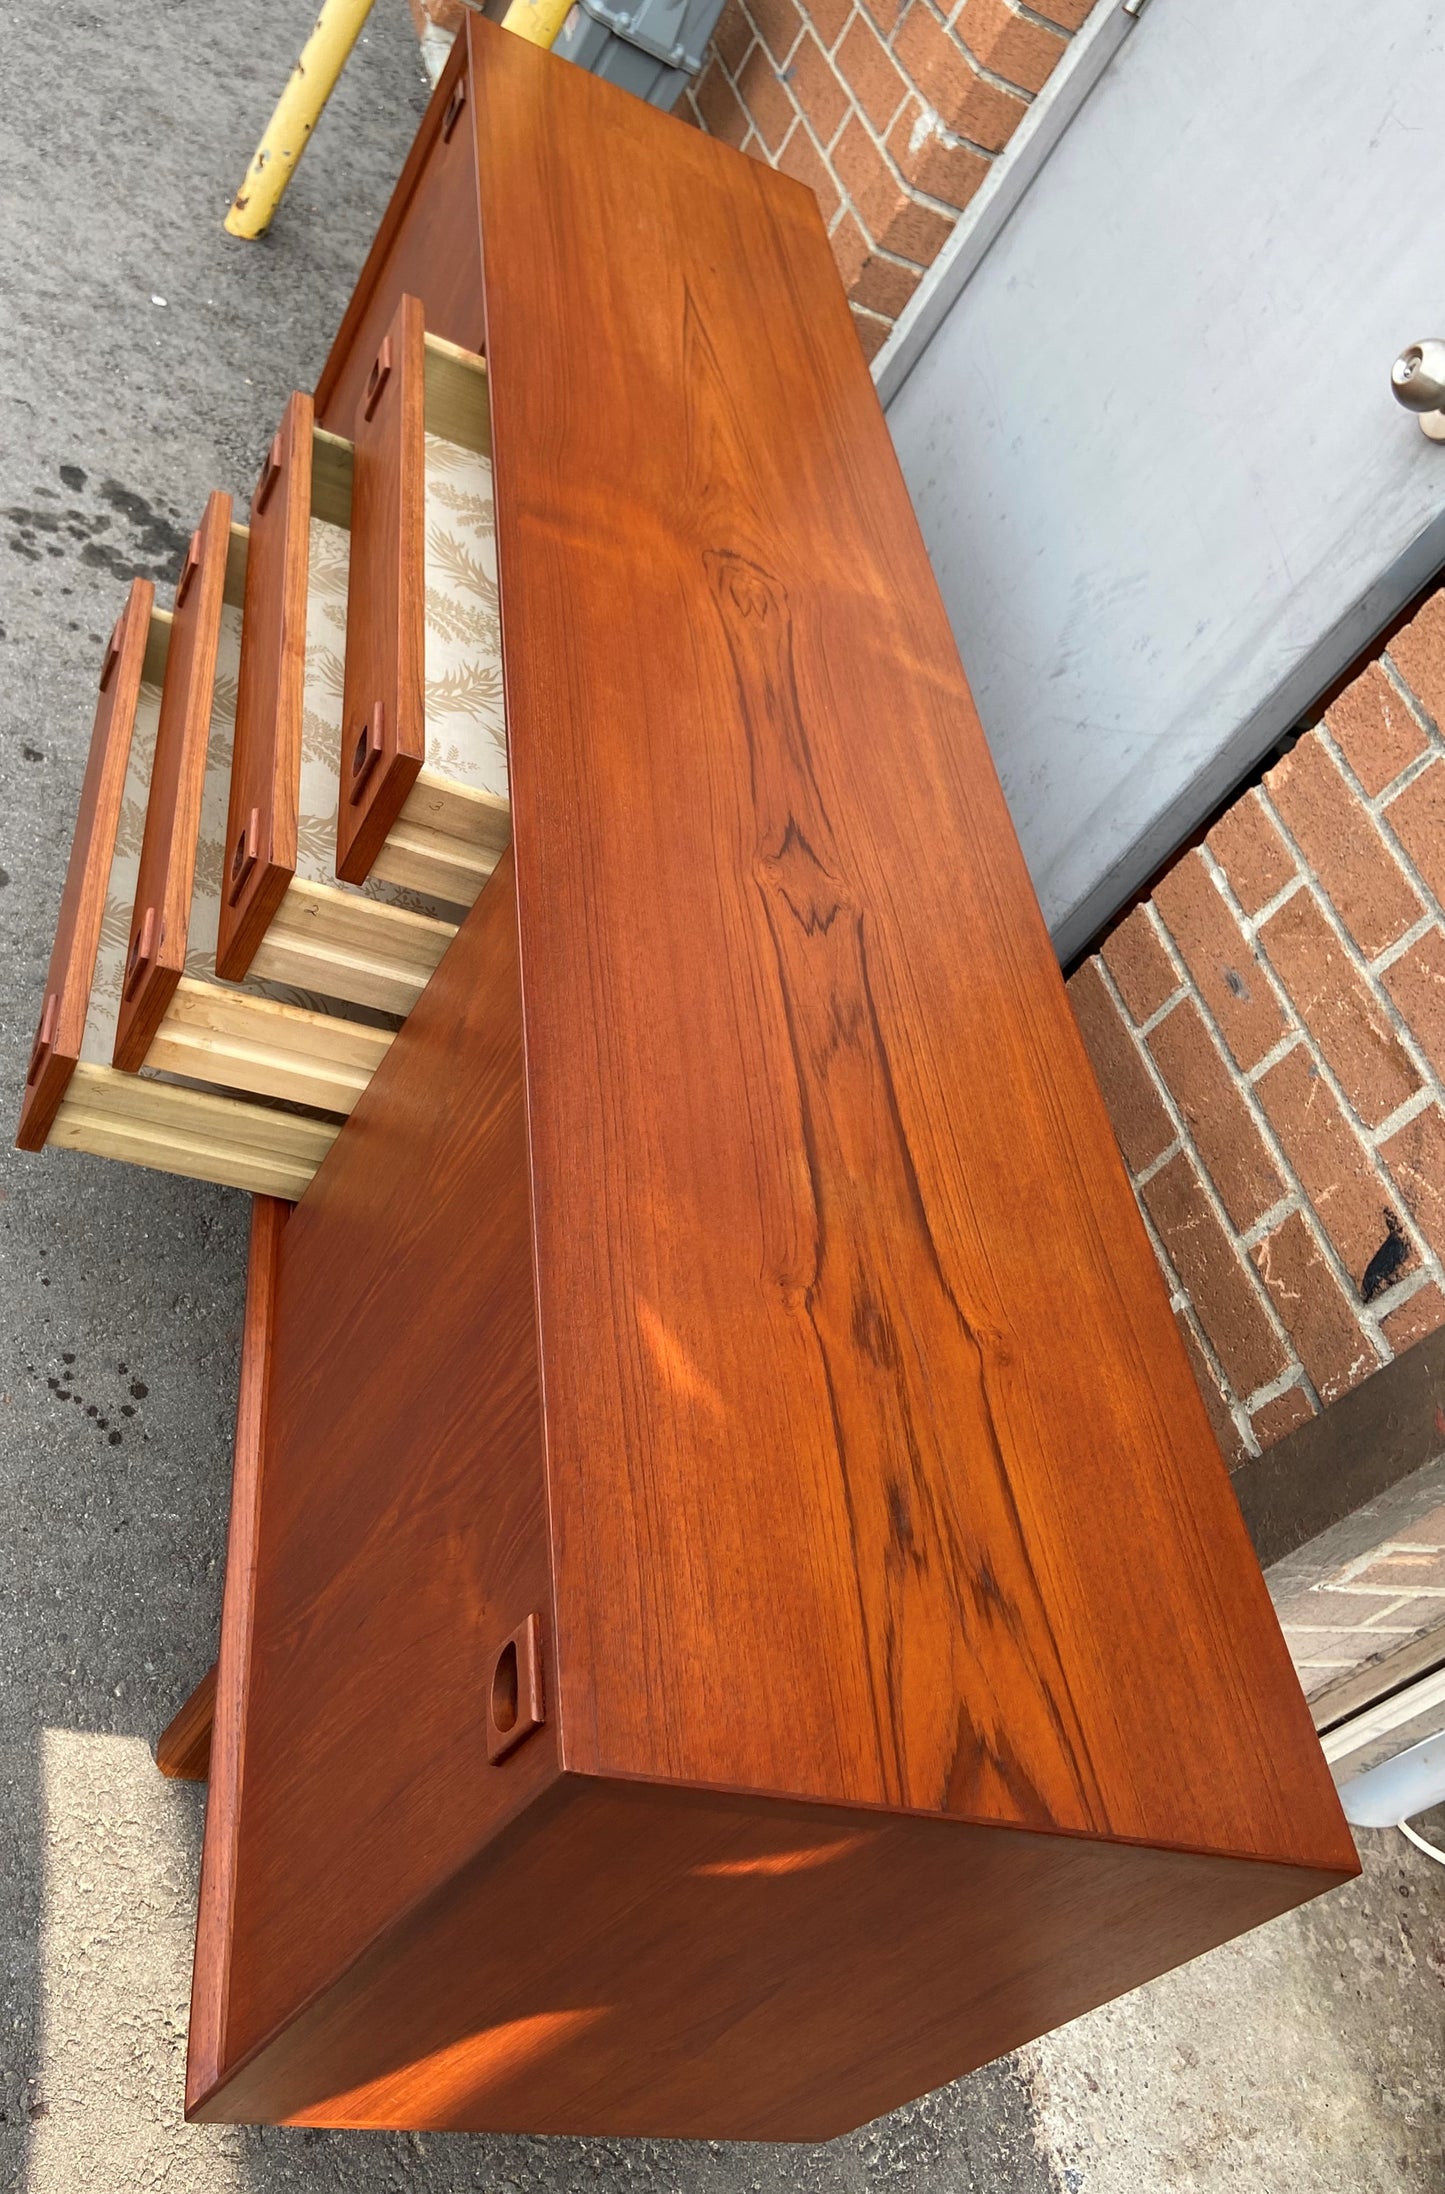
1392,341,1445,440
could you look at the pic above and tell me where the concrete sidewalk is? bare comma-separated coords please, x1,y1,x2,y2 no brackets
0,4,1441,2187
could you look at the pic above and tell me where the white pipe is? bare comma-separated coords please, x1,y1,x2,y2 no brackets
1337,1728,1445,1829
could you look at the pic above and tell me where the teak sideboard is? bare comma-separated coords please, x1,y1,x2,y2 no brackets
58,18,1359,2140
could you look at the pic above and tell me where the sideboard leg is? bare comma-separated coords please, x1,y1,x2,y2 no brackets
156,1663,218,1781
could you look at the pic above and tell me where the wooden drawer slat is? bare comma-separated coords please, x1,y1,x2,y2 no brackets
148,977,393,1116
248,880,454,1018
368,772,509,901
113,491,233,1069
49,1062,336,1200
16,580,154,1151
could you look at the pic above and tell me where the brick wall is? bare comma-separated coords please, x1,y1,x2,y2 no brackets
1069,589,1445,1478
682,0,1099,360
406,0,1105,359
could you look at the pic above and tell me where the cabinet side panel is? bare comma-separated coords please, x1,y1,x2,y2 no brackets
191,1776,1352,2137
218,853,557,2077
470,22,1352,1873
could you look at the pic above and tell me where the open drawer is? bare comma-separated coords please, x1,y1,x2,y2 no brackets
221,311,508,958
15,581,341,1200
109,492,405,1103
333,296,509,889
217,327,506,986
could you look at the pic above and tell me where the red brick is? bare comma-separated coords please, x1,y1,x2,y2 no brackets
693,56,751,144
712,0,754,73
862,0,906,33
738,41,800,149
1381,1105,1445,1263
1396,1500,1445,1547
847,244,923,317
1147,1000,1285,1232
775,120,842,220
1018,0,1091,26
802,0,854,44
885,100,991,211
1176,1312,1247,1467
1258,892,1421,1128
850,302,892,362
1250,1213,1381,1403
830,209,872,289
748,0,804,64
1325,660,1429,797
1383,926,1445,1081
1141,1153,1289,1397
1067,960,1174,1175
892,3,1027,149
1387,589,1445,734
1254,1045,1406,1285
953,0,1066,92
1250,1385,1316,1449
831,116,956,261
1381,1281,1445,1354
1152,850,1288,1072
1205,791,1296,918
835,11,912,132
1100,903,1179,1024
787,32,850,143
1353,1546,1445,1592
1264,735,1422,959
1383,758,1445,913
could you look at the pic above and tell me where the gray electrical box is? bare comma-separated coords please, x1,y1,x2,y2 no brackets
551,0,726,108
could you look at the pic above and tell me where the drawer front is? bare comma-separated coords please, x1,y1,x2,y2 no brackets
16,581,155,1149
313,45,483,438
112,490,232,1070
335,295,426,883
218,395,314,980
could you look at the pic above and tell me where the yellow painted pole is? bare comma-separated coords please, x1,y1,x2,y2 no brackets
224,0,378,240
500,0,573,47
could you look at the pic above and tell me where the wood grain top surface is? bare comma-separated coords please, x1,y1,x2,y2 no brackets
470,22,1351,1871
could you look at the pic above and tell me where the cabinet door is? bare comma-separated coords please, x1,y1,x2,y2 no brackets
218,396,313,981
112,491,232,1070
336,296,426,883
313,44,483,437
885,0,1445,957
16,581,154,1148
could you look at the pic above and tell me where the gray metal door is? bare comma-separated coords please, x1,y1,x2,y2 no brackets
885,0,1445,959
